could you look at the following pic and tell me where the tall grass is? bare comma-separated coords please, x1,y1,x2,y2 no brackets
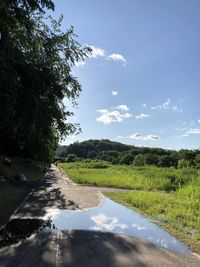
59,162,198,191
106,179,200,252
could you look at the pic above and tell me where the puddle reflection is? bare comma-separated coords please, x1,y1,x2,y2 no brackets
44,197,191,255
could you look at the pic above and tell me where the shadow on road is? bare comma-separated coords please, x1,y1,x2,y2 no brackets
15,171,78,218
0,230,151,267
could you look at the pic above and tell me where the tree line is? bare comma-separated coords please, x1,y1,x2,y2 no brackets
56,139,200,168
0,0,89,161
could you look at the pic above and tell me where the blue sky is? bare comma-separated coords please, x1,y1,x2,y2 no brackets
52,0,200,150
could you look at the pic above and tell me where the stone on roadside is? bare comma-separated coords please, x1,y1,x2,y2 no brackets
14,173,27,183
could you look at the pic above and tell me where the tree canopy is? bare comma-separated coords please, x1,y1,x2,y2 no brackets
0,0,90,160
56,139,200,168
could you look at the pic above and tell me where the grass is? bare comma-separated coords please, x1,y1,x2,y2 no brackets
59,162,199,191
105,183,200,254
60,161,200,253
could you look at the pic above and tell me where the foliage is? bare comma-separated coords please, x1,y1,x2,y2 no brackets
56,139,200,168
0,0,90,160
133,154,145,166
65,154,77,163
178,159,193,169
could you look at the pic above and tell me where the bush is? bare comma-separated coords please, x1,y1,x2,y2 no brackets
133,154,145,166
65,154,77,162
177,159,193,169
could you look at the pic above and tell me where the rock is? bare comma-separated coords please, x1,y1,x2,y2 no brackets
0,176,6,185
14,173,27,183
3,158,12,165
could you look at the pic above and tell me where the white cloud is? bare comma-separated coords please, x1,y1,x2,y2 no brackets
198,119,200,123
178,128,200,138
162,98,171,109
117,135,127,139
135,113,149,119
107,53,127,63
97,107,132,125
115,104,129,111
150,98,183,112
150,105,162,110
132,224,146,231
112,90,118,96
75,61,86,68
88,45,106,58
186,128,200,134
129,133,142,140
91,213,128,231
144,135,160,141
142,104,147,108
129,132,160,141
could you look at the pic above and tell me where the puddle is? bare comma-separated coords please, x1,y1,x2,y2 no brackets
44,197,192,255
0,219,49,248
1,198,192,255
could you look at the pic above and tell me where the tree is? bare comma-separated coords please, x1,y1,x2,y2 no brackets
133,154,145,166
65,154,77,162
177,159,193,169
194,153,200,168
120,154,133,165
87,151,97,159
0,0,90,160
158,155,176,167
144,153,159,166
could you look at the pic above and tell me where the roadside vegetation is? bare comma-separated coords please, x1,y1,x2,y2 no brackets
59,160,200,253
59,162,198,191
0,157,44,226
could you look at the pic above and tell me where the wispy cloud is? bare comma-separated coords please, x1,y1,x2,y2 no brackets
117,132,160,141
88,45,106,58
91,213,128,231
78,45,126,66
150,98,183,112
135,113,149,119
107,53,127,64
179,128,200,137
186,128,200,134
75,61,86,68
115,104,129,111
130,133,160,141
97,105,132,124
112,90,118,96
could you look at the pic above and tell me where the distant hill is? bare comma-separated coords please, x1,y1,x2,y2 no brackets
55,139,200,168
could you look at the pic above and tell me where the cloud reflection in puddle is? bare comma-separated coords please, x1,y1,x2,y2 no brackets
91,213,128,231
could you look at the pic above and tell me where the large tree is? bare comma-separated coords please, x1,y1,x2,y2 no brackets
0,0,90,160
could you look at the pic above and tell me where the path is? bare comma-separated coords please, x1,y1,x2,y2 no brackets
0,166,199,267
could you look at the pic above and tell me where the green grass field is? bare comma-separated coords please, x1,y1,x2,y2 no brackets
59,161,200,253
59,162,198,191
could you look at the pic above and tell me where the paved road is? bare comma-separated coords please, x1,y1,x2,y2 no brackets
0,166,200,267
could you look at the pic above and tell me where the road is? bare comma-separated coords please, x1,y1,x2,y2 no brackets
0,166,199,267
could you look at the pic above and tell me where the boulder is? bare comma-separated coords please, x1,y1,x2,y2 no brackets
4,158,12,165
14,173,27,183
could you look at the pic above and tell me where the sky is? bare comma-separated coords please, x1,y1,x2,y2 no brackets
52,0,200,150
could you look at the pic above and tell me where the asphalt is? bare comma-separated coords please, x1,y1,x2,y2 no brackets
0,166,200,267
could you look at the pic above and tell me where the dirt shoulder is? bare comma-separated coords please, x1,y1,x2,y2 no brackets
0,156,44,226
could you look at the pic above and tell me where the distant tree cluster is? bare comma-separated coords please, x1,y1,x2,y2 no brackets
0,0,90,161
56,139,200,168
